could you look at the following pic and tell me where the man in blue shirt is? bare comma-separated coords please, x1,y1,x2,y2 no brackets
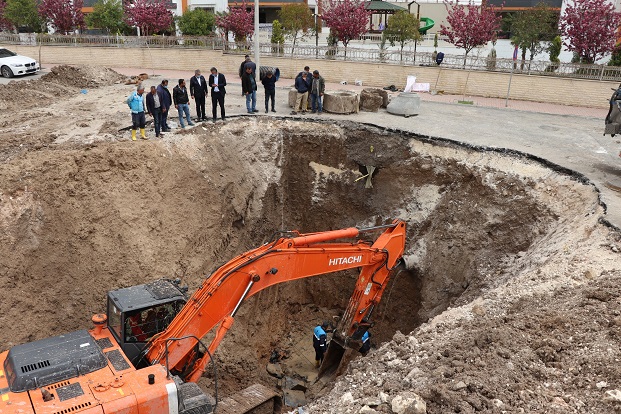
126,84,147,141
359,330,371,356
313,321,330,368
292,72,309,115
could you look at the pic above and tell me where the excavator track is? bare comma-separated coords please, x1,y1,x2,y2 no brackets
217,383,282,414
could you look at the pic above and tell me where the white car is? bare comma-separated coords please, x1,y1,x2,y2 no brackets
0,48,40,78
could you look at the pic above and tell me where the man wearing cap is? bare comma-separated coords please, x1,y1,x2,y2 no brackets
209,67,227,123
126,84,147,140
190,69,208,121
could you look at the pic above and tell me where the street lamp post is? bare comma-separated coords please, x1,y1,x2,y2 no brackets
314,13,321,57
408,0,420,64
254,0,260,73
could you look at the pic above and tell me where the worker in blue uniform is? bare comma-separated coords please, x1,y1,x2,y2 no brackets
359,330,371,356
313,321,330,368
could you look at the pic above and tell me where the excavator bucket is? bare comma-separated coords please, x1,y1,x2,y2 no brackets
318,336,359,379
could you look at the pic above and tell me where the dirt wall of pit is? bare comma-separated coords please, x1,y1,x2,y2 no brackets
3,43,615,108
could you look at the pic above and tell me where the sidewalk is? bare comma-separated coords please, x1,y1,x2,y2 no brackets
121,67,607,119
115,67,621,229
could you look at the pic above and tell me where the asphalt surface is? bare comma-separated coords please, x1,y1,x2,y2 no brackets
0,68,46,84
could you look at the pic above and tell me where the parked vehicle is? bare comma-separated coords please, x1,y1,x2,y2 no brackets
0,48,40,78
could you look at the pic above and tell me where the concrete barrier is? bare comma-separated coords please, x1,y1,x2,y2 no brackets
387,93,421,117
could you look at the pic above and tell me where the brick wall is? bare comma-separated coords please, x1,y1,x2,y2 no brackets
6,44,616,108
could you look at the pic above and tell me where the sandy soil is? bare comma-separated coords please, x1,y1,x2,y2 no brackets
1,66,621,413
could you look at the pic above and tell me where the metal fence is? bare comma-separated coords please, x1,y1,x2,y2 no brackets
2,32,620,82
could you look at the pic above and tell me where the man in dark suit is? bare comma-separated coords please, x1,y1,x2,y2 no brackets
208,67,227,123
156,79,172,131
190,69,208,121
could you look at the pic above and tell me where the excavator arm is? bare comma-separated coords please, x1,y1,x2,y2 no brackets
145,220,407,382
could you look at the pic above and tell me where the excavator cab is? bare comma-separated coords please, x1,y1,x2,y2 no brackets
106,279,188,366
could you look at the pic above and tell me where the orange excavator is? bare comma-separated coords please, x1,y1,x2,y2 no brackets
0,220,406,414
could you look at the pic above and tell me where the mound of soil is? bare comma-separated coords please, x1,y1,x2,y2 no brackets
41,64,126,89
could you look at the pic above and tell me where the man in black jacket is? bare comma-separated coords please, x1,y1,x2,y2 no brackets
261,70,277,113
190,69,208,121
208,67,227,123
145,85,164,138
156,80,172,132
173,79,195,128
241,66,258,114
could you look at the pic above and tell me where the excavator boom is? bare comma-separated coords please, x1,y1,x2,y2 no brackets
146,220,406,382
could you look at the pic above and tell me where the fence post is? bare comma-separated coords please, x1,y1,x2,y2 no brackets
600,64,605,81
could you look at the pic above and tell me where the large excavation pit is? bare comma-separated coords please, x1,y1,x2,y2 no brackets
1,87,620,412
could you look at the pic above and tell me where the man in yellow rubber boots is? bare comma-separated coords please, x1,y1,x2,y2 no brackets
126,84,147,141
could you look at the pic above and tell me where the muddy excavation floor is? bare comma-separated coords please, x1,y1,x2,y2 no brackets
1,67,621,413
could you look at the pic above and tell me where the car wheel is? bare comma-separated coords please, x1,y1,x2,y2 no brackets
1,66,14,78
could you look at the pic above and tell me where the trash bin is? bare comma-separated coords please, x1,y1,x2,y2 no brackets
259,66,280,81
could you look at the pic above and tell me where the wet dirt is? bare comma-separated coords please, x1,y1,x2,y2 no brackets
1,66,621,413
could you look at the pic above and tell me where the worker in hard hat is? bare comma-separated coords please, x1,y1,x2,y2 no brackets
359,330,371,356
313,321,330,368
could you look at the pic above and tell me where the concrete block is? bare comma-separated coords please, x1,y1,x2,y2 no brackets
323,90,359,114
386,92,421,117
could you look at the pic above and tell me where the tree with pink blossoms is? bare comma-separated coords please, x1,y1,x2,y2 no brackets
560,0,621,63
440,0,502,66
216,1,254,43
322,0,370,59
124,0,173,36
0,1,12,31
39,0,85,34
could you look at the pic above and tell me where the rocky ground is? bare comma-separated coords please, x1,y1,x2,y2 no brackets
0,66,620,414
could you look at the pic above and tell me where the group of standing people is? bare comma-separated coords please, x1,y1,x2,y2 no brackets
126,68,227,140
126,58,327,140
292,65,325,115
239,55,279,114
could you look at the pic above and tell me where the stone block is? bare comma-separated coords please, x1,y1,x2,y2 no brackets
361,88,389,108
386,93,421,117
323,91,359,114
360,89,383,112
288,88,311,110
288,88,297,108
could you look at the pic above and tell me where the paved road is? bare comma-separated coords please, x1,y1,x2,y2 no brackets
0,68,47,85
115,67,621,230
